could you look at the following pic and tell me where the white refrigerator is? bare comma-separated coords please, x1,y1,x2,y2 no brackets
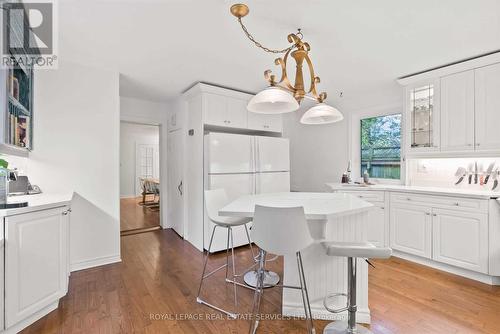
204,132,290,252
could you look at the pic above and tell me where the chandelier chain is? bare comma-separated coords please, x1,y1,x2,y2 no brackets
237,18,294,54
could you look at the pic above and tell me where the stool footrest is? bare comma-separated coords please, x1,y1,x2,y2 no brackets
323,293,348,314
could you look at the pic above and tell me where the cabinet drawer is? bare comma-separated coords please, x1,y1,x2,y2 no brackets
340,190,385,203
390,192,488,213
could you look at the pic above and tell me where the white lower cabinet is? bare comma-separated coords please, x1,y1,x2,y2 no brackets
432,208,488,273
367,202,386,247
390,203,432,259
5,206,70,329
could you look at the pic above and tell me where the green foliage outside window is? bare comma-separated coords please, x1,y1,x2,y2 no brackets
361,114,401,179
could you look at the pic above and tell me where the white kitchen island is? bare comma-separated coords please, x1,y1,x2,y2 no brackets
219,192,374,323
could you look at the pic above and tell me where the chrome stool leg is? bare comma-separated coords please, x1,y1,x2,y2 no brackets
196,225,239,319
297,252,315,334
323,257,372,334
249,249,266,334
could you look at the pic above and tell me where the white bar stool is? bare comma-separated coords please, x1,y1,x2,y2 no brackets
196,189,256,319
321,242,392,334
249,205,315,334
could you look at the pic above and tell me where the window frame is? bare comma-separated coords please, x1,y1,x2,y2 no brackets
350,105,405,185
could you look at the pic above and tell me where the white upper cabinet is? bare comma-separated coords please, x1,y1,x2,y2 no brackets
405,80,440,153
204,93,229,127
248,112,282,133
203,93,248,129
440,70,475,151
475,63,500,152
226,97,249,129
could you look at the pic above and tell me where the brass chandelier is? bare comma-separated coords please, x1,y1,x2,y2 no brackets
230,3,343,124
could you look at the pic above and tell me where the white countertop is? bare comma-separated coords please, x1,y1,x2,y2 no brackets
0,192,73,217
326,183,499,199
219,192,373,220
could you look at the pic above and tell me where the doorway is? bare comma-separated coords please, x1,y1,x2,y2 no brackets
120,121,161,234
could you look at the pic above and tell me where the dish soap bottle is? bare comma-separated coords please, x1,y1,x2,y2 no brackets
363,170,370,184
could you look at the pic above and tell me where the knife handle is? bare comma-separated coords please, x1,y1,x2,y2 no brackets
485,175,490,184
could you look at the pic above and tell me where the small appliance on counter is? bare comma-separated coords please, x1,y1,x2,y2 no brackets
8,175,42,196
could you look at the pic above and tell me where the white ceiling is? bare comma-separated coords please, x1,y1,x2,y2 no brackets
58,0,500,110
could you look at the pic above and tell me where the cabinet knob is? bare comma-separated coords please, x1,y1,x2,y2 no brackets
476,143,481,146
425,212,431,216
380,207,385,210
467,143,473,147
406,197,411,201
454,202,459,206
62,211,70,216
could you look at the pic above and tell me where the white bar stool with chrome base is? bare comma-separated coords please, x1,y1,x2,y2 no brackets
321,242,392,334
249,205,316,334
197,189,256,319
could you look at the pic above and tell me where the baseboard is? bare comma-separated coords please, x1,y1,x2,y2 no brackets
70,254,121,272
4,301,59,334
393,251,500,285
282,303,371,324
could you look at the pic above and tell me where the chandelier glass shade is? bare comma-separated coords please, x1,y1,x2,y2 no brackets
247,87,299,114
231,3,343,124
300,103,344,125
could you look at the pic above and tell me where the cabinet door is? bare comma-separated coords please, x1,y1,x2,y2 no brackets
5,207,69,327
367,202,386,247
406,81,440,152
390,203,432,258
432,208,488,273
475,63,500,151
203,93,227,127
226,97,248,129
248,112,283,132
440,71,475,151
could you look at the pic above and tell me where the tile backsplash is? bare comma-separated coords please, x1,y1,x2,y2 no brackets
408,157,500,191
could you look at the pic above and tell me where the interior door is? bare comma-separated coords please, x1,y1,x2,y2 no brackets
440,70,475,151
390,203,432,258
135,144,159,196
168,129,184,237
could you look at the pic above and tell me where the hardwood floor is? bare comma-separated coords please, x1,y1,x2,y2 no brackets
120,197,159,232
21,229,500,334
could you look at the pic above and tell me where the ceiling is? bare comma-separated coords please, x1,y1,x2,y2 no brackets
58,0,500,110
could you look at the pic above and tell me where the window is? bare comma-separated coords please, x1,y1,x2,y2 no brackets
360,114,402,180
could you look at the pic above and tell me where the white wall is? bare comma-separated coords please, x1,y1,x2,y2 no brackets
120,122,159,197
283,106,350,192
283,96,405,191
27,60,121,271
